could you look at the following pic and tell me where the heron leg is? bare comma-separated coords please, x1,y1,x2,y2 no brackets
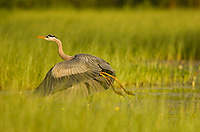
100,73,126,97
101,72,136,97
84,82,91,95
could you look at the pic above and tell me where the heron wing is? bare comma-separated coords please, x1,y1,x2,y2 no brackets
34,57,103,97
50,77,111,100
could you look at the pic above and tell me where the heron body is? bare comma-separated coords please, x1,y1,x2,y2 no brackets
34,35,116,97
34,35,135,97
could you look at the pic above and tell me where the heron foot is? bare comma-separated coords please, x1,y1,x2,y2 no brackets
100,72,126,97
100,72,136,98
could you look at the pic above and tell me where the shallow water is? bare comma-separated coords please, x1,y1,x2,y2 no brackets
132,86,200,118
1,86,200,109
134,86,200,100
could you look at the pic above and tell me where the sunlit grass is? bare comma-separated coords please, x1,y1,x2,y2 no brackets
0,9,200,132
0,90,200,132
0,9,199,91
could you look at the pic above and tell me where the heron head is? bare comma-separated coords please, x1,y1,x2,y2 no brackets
37,35,58,41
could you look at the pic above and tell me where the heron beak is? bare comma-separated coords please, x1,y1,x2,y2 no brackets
37,36,46,39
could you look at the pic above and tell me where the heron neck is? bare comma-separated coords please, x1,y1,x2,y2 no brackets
54,39,73,61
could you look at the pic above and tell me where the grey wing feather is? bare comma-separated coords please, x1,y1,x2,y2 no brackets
50,75,113,100
34,57,102,97
34,54,116,97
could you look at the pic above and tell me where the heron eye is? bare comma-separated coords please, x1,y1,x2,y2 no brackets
46,35,49,38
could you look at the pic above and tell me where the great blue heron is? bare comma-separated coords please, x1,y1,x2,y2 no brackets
34,35,135,97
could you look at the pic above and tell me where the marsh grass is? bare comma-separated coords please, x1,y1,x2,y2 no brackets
0,9,200,91
1,89,200,132
0,9,200,131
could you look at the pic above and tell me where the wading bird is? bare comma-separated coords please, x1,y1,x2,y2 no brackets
34,35,135,97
